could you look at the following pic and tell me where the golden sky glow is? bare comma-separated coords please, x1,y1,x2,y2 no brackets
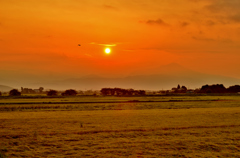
0,0,240,80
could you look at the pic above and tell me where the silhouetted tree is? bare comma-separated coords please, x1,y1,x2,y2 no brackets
199,84,227,93
110,89,115,95
47,90,58,96
62,89,77,96
177,84,181,89
181,86,187,91
78,90,84,95
122,89,128,95
114,88,121,96
9,89,21,96
139,90,146,95
128,89,134,95
100,88,109,95
100,88,146,96
39,87,44,93
227,85,240,93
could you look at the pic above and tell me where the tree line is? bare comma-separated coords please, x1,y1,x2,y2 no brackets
2,88,146,96
199,84,240,93
1,89,78,97
1,84,240,97
46,88,146,96
100,88,146,96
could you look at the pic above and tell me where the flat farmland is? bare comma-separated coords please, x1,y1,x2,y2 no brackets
1,96,240,157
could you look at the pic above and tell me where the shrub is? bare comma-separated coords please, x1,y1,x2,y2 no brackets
47,90,58,96
61,89,77,96
9,89,21,96
227,85,240,93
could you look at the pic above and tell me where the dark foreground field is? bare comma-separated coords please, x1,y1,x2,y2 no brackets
1,96,240,157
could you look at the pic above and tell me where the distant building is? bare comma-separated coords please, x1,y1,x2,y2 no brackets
34,89,40,93
186,90,194,93
171,85,187,93
21,87,44,94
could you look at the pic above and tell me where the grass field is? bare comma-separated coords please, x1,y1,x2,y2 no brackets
1,96,240,157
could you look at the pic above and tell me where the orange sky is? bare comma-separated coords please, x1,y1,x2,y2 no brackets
1,0,240,80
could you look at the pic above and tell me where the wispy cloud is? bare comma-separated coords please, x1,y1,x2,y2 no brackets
103,4,118,11
192,36,233,43
192,36,215,42
180,21,190,27
98,43,117,47
142,18,169,26
205,0,240,23
206,0,240,12
229,14,240,23
205,20,216,26
90,42,118,47
84,53,93,58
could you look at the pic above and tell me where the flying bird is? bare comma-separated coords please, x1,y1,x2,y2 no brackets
78,44,81,46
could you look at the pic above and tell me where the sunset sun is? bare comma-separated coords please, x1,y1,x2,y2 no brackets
105,48,111,54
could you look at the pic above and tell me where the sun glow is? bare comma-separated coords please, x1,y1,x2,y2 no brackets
105,48,111,54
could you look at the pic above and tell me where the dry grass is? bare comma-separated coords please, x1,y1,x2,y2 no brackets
1,101,240,157
0,95,240,112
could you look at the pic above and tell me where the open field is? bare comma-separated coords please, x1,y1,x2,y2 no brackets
1,96,240,157
1,95,240,111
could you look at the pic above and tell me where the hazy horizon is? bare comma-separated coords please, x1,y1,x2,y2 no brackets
0,63,240,91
